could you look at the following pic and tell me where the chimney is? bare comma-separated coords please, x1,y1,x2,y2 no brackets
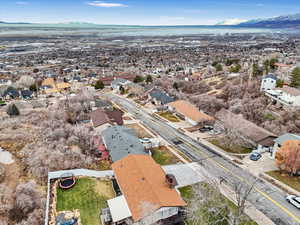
165,174,178,189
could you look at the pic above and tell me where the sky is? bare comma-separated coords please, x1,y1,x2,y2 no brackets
1,0,300,25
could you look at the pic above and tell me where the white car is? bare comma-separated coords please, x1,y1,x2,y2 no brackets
286,195,300,209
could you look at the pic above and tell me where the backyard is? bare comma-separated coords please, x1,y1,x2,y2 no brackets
157,111,180,122
266,171,300,192
179,185,258,225
151,146,181,165
56,177,115,225
125,123,153,138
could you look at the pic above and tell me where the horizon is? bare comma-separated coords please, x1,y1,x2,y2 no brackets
1,0,300,26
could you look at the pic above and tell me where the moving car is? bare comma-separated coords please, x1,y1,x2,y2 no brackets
199,125,214,132
286,195,300,209
249,152,262,161
172,138,183,145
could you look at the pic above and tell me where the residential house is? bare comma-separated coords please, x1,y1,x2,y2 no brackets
103,155,186,225
41,78,71,97
216,109,277,147
101,126,148,162
168,100,215,126
265,86,300,107
20,90,33,100
3,87,20,100
260,74,278,91
272,133,300,159
111,78,131,93
149,90,174,106
90,108,124,133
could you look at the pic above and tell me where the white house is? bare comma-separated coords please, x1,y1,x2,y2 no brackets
111,78,131,93
272,133,300,158
261,74,278,91
265,86,300,107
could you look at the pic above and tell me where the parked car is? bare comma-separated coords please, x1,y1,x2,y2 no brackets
286,195,300,209
199,125,214,132
249,152,262,161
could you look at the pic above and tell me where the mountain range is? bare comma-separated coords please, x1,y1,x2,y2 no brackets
237,13,300,28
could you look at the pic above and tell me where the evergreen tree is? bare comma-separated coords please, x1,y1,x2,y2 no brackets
7,104,20,116
215,64,223,72
173,82,179,90
94,80,104,90
146,75,153,84
134,75,144,83
290,67,300,87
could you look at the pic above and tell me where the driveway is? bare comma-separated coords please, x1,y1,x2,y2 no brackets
241,153,278,176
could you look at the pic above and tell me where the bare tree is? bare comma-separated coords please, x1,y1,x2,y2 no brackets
0,184,13,215
186,178,256,225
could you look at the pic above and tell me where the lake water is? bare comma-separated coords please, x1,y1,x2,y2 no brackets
0,24,291,37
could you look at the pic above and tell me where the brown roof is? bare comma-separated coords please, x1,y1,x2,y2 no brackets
90,109,110,127
277,86,300,97
168,100,214,123
42,78,55,87
216,109,277,146
56,82,71,89
105,109,124,125
112,155,186,222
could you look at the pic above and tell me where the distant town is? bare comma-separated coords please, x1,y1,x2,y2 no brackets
1,29,300,225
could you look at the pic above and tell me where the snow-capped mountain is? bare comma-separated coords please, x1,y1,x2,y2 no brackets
238,13,300,28
216,19,247,25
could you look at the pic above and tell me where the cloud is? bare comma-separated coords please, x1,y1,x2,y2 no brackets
87,1,128,8
256,3,264,7
16,1,28,5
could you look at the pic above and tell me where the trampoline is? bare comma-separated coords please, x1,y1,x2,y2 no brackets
59,173,76,190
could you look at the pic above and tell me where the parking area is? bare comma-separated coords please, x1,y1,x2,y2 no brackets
241,152,277,176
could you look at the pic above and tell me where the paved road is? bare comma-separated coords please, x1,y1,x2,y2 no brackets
106,94,300,225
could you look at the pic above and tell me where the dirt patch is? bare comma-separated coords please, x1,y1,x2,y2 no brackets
94,179,115,198
125,123,153,138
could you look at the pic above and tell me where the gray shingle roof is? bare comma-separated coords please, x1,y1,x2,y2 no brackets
274,133,300,145
101,126,147,162
149,90,174,105
263,74,278,80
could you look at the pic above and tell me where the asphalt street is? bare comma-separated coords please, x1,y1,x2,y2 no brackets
106,94,300,225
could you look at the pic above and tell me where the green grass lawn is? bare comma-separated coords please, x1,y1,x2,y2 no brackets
157,112,180,122
56,177,115,225
151,146,180,165
209,138,252,154
179,185,258,225
266,171,300,192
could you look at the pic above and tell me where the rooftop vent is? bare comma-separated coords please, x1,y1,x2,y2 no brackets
166,174,178,189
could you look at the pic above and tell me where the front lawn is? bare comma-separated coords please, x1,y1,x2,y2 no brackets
179,184,258,225
157,112,180,122
151,146,180,165
266,171,300,192
209,138,252,154
125,123,153,138
56,177,115,225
